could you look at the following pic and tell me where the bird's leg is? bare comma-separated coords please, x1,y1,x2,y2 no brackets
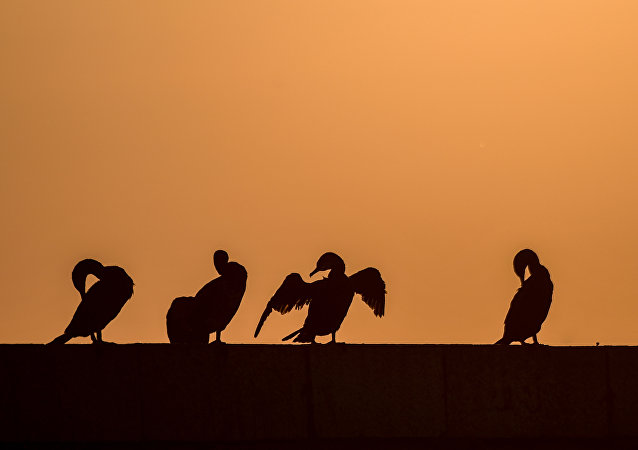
328,332,345,345
532,334,540,345
96,330,115,345
519,339,530,346
90,333,97,344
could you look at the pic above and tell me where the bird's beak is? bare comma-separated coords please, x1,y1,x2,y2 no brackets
309,268,320,277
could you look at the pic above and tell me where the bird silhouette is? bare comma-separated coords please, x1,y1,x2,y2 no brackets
495,249,554,345
254,252,386,343
48,259,134,345
166,250,247,344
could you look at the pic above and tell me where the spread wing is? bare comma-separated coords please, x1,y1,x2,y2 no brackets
254,273,317,337
349,268,386,317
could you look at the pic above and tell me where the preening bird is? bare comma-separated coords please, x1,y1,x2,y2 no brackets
166,250,247,344
48,259,134,345
495,249,554,345
254,252,386,343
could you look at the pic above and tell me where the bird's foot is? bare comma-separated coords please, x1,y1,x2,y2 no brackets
209,340,226,345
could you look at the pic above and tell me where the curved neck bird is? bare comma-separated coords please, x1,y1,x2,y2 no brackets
254,252,386,343
48,259,134,345
166,250,247,344
495,249,553,345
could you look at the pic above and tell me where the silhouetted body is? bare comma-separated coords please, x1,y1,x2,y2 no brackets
48,259,134,344
166,250,247,343
166,296,208,343
495,249,553,345
254,252,386,343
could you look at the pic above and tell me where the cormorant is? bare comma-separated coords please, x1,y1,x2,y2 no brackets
254,252,386,343
495,249,554,345
166,250,247,343
48,259,134,344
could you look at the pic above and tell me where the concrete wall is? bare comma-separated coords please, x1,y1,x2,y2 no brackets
1,344,637,444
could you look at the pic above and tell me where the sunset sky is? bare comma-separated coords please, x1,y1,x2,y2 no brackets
2,1,638,345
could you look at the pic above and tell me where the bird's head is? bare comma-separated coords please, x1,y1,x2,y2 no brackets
103,265,135,292
72,259,104,295
213,250,230,275
310,252,345,277
513,249,540,285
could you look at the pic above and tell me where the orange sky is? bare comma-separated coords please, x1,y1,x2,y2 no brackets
1,1,638,345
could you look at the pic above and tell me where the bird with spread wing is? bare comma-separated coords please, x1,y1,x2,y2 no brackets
254,252,386,343
495,249,554,345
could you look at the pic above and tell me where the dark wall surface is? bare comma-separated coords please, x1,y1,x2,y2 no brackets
2,344,637,448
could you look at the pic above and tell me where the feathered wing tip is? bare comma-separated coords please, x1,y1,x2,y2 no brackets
282,328,302,341
254,307,271,338
349,267,386,317
270,273,313,313
254,273,315,338
48,334,72,345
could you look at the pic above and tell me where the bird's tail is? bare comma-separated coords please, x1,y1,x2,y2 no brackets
254,307,272,338
48,334,72,345
494,336,512,345
282,328,303,342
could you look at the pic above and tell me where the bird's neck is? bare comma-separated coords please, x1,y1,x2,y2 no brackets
214,262,227,276
528,263,548,278
328,265,346,278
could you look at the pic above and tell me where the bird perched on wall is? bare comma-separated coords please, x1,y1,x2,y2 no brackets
254,252,386,343
48,259,134,345
166,250,247,344
495,249,554,345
